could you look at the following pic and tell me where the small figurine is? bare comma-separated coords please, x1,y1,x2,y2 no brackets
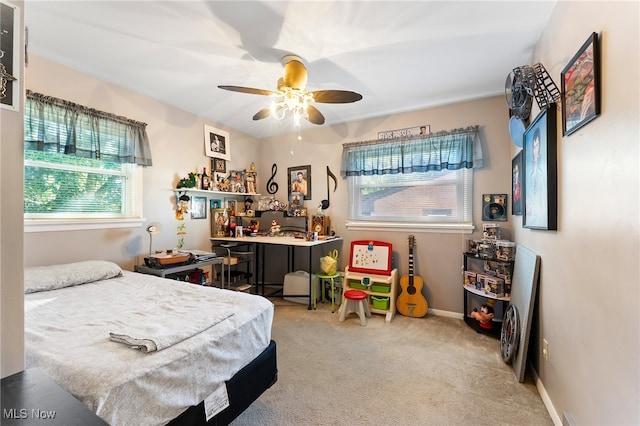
471,302,495,330
175,194,190,220
270,219,281,235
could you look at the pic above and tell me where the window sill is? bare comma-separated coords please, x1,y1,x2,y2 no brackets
24,218,146,233
345,220,474,234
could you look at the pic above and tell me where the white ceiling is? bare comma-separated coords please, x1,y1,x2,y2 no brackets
24,1,557,139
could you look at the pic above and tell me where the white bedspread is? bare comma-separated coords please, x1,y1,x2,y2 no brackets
24,270,273,426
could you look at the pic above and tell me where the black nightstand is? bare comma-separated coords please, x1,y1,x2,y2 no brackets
1,368,108,425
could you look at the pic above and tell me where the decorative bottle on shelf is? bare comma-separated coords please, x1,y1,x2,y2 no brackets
201,167,210,190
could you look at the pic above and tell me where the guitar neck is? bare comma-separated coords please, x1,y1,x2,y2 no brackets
408,247,414,286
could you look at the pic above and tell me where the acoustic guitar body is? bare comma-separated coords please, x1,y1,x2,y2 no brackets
396,235,428,318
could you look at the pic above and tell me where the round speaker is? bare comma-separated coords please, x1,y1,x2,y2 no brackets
484,202,506,220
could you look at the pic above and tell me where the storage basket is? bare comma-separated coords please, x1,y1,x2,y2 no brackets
371,296,390,310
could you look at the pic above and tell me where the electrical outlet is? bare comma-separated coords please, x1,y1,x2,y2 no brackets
542,338,550,362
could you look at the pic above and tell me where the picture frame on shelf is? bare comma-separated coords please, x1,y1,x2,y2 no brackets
204,125,230,161
210,199,222,210
225,198,238,215
190,196,207,220
213,157,226,173
523,105,558,230
229,170,245,193
512,151,523,215
288,165,311,200
211,208,229,237
288,192,303,216
561,32,601,136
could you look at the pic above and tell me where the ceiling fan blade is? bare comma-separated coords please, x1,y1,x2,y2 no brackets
306,105,325,125
253,107,272,121
310,90,363,104
218,85,277,96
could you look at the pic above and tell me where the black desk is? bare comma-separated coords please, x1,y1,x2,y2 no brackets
1,368,107,425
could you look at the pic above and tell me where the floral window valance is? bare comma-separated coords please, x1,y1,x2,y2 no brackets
341,125,482,177
24,90,153,166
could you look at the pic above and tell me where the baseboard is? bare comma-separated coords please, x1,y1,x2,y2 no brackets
428,308,463,320
529,362,562,426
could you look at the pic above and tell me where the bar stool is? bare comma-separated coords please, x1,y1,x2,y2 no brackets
313,272,342,313
338,289,371,326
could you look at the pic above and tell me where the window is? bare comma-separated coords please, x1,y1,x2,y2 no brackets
24,151,137,218
342,126,481,233
23,91,152,231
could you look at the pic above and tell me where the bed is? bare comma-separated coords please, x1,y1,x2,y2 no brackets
23,260,277,425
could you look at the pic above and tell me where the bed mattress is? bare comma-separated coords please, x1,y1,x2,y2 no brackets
24,270,273,426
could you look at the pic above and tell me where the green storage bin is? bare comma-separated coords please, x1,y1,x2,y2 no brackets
371,284,390,293
372,296,390,310
349,280,367,290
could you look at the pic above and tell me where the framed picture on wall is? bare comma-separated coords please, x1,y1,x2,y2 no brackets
288,165,311,200
561,32,601,136
190,196,207,220
0,0,19,111
512,150,523,215
204,125,231,161
212,157,226,173
523,106,558,230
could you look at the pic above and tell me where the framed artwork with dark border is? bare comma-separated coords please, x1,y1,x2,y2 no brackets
0,0,19,111
561,32,600,136
288,165,311,200
190,196,207,220
204,125,230,161
523,105,558,230
512,150,523,215
210,199,222,210
212,157,226,173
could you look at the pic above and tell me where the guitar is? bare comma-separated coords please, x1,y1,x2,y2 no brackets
396,235,428,318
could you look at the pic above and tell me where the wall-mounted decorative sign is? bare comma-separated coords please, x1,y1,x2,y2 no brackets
561,32,601,136
0,0,19,111
204,125,231,161
378,125,430,140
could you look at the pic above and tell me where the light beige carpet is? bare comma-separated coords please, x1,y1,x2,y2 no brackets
231,298,552,426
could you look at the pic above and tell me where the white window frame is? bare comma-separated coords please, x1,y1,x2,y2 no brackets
346,168,474,234
24,160,144,233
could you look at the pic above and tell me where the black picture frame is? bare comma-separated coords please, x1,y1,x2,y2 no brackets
512,150,523,215
523,105,558,230
288,165,311,200
561,32,601,136
0,0,19,111
212,157,226,173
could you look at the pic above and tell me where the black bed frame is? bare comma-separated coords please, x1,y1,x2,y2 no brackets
168,340,277,426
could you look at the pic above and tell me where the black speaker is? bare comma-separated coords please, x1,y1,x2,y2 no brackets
482,194,508,221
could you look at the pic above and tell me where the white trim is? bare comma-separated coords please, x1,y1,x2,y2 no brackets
530,363,562,425
24,218,145,233
346,220,474,234
427,308,464,320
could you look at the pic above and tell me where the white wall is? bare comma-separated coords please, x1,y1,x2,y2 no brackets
515,1,639,424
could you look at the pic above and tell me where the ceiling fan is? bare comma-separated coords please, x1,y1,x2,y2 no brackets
218,55,363,126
